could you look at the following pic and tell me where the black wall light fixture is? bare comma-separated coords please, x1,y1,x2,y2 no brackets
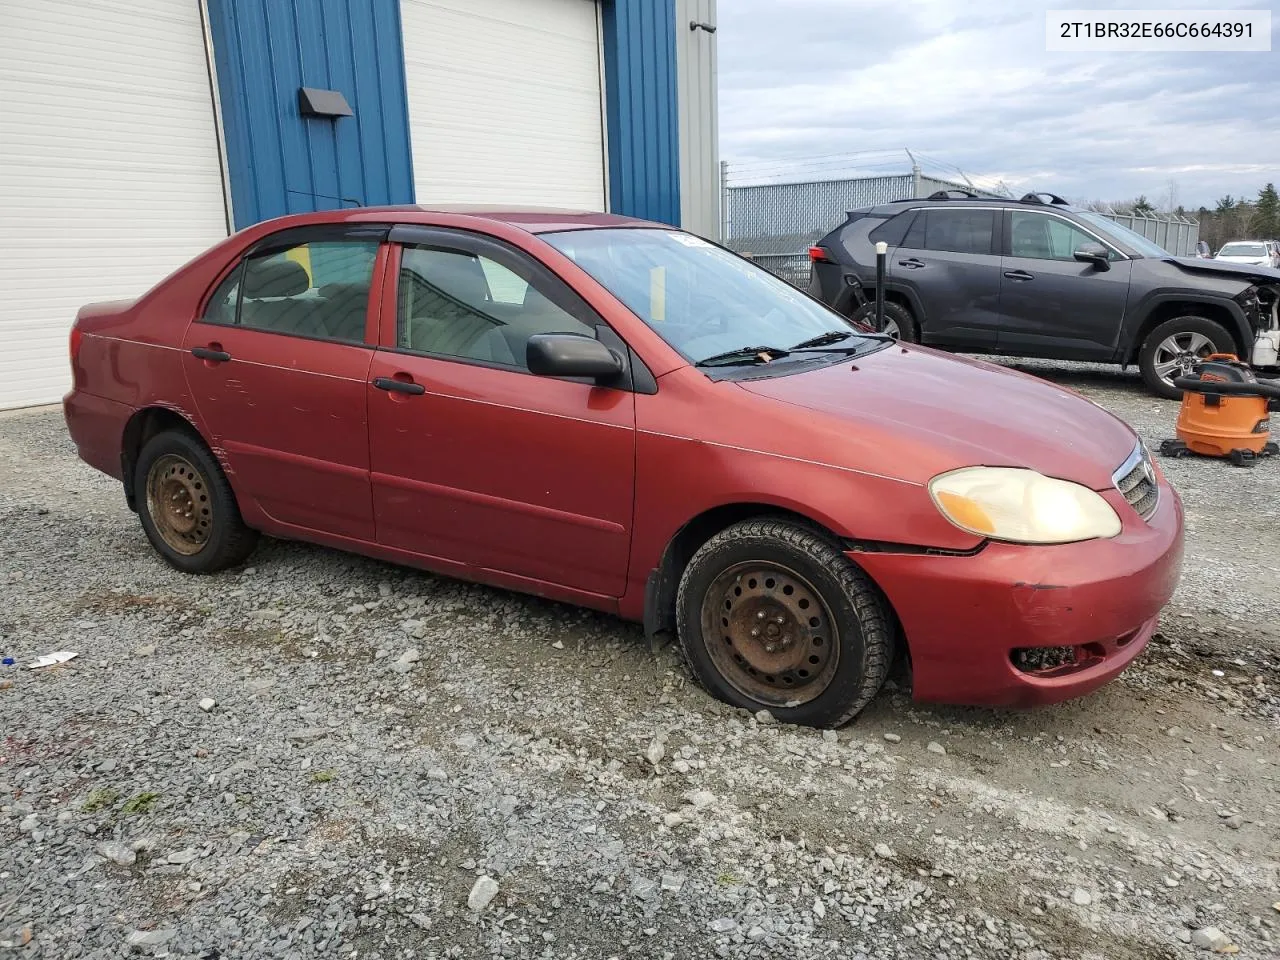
690,20,716,33
298,87,353,118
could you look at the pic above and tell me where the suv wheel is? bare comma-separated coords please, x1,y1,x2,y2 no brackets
675,518,893,728
1138,316,1234,399
849,301,918,342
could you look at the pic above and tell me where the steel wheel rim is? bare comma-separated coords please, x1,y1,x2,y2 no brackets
1152,331,1214,386
880,317,901,339
700,561,840,707
145,454,212,555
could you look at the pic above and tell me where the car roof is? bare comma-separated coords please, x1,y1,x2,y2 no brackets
239,204,659,236
857,192,1083,217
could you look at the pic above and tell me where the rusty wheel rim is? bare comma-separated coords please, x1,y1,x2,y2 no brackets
145,454,212,556
700,561,840,707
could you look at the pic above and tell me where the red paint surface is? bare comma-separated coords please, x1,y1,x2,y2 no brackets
62,206,1185,709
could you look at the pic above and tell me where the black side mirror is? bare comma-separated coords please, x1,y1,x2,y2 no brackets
1073,242,1111,271
526,333,624,382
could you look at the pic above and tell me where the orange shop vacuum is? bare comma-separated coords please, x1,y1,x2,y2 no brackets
1160,354,1280,467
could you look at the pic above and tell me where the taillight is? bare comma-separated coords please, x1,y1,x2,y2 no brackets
808,246,835,264
69,323,83,363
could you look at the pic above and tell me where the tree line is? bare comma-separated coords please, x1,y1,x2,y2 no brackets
1082,183,1279,254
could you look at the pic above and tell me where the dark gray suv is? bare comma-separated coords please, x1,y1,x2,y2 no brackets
808,192,1280,398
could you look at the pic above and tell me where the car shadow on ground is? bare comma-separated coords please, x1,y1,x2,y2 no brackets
972,356,1155,396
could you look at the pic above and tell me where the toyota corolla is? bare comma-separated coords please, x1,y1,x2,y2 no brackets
63,206,1184,727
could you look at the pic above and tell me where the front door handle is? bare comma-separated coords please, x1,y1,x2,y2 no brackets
898,258,925,269
1003,270,1035,282
191,346,231,362
372,376,426,396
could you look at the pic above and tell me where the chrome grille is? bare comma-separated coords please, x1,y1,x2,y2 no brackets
1113,443,1158,520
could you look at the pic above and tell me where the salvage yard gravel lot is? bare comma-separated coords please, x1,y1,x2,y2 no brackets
1,359,1277,960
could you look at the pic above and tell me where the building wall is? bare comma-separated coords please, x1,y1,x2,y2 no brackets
207,0,709,232
675,0,719,239
205,0,415,230
600,0,681,226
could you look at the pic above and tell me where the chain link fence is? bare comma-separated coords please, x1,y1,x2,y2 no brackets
722,162,1201,286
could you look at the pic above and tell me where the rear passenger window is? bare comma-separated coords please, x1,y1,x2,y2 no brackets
397,243,595,370
922,210,995,255
203,239,379,342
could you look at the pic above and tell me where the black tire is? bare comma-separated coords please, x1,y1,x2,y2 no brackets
1138,316,1235,400
134,429,258,573
675,518,893,728
849,300,918,343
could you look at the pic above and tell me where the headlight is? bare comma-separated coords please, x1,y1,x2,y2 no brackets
929,467,1121,544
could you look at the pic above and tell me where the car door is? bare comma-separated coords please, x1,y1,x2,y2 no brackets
890,207,1001,349
366,226,636,598
996,210,1133,360
182,225,385,540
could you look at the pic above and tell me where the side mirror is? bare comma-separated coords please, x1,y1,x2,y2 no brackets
1073,242,1111,271
526,333,624,381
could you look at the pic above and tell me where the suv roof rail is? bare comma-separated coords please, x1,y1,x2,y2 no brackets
926,189,980,200
1019,191,1070,206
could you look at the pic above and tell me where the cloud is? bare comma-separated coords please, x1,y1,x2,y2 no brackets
717,0,1280,208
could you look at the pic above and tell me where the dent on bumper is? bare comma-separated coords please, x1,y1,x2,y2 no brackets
854,484,1184,708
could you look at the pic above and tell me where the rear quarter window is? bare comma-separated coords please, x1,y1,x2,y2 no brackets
869,211,917,247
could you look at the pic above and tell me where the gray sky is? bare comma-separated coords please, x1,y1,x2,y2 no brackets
717,0,1279,209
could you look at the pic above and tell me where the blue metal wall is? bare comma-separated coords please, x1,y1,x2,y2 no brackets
206,0,415,229
602,0,681,226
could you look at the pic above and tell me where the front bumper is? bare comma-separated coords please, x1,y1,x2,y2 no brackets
854,481,1184,708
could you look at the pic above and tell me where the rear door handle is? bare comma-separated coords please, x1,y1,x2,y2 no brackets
372,376,426,396
1003,270,1035,281
898,258,925,269
191,346,231,362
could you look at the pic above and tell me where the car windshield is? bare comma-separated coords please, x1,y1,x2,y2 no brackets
540,228,872,365
1072,211,1171,257
1217,242,1267,257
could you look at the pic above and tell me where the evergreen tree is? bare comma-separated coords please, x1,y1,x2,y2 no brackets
1251,183,1279,237
1132,195,1155,216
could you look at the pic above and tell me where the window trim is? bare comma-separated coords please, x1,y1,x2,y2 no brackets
385,225,654,393
1001,209,1128,261
194,225,388,345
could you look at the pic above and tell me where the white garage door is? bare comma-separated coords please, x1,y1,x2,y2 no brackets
0,0,229,410
401,0,606,210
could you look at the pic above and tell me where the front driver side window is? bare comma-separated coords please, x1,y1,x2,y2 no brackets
397,243,596,370
1010,212,1109,261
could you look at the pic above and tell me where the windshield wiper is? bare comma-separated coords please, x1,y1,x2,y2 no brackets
790,330,860,350
791,329,896,351
695,345,792,367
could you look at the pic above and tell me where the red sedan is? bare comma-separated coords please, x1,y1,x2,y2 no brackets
63,207,1184,727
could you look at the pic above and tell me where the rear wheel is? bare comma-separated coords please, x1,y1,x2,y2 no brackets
849,301,918,342
134,430,257,573
1138,316,1234,399
675,518,893,728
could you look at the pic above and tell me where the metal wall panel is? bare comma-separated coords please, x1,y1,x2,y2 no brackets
675,0,718,238
601,0,680,225
206,0,415,228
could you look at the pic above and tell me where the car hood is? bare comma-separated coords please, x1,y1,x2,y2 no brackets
738,344,1139,490
1168,256,1280,283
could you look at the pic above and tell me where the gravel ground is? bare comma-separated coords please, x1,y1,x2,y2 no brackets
1,360,1278,960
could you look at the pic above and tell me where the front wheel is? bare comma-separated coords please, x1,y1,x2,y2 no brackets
134,429,258,573
675,519,894,728
1138,317,1234,399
